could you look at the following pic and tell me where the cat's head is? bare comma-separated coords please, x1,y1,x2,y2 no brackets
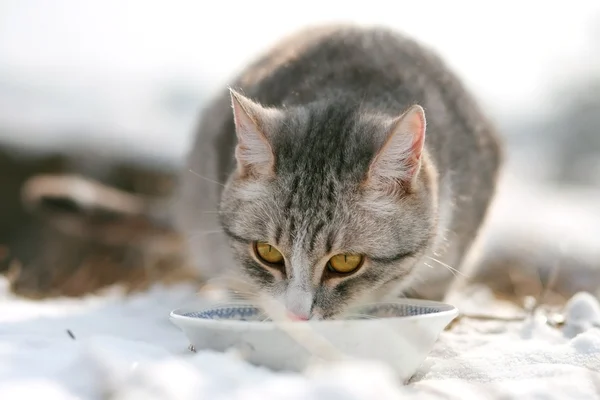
219,90,438,320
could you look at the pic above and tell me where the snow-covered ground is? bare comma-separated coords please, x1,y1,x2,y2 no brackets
1,276,600,400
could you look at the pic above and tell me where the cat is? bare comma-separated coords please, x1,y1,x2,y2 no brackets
175,24,502,320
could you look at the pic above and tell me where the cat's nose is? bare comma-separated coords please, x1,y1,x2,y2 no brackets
287,312,309,321
284,284,313,320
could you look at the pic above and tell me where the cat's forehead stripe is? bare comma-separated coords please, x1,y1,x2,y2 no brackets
325,231,335,254
308,221,326,253
274,225,283,245
279,169,340,255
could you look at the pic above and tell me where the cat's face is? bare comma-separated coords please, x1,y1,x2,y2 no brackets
219,90,437,320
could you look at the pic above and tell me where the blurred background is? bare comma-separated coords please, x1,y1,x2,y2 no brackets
0,0,599,301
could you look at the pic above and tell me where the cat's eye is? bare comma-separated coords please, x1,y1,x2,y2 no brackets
327,254,364,274
255,241,284,264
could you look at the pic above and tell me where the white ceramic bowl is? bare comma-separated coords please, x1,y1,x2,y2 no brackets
170,299,458,382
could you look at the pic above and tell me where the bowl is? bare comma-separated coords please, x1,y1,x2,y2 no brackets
170,299,458,382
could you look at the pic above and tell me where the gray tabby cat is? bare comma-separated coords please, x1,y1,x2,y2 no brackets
176,24,502,320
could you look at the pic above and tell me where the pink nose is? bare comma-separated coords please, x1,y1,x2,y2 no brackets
287,312,309,321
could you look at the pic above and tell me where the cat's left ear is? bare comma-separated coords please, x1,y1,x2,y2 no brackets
229,89,280,177
367,105,426,189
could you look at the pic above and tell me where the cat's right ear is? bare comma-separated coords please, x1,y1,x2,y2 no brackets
366,105,426,191
229,89,279,177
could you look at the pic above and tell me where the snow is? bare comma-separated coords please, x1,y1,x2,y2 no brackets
1,275,599,400
564,293,600,338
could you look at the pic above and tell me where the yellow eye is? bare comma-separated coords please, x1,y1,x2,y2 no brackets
255,242,284,264
327,254,363,274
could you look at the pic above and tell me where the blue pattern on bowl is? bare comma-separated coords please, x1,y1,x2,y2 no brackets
184,306,266,321
357,304,440,319
184,303,444,321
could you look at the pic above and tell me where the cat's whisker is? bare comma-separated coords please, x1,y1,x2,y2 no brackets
254,312,271,322
203,276,266,304
206,275,259,289
188,169,226,187
425,261,456,277
425,255,468,278
207,286,260,300
228,293,259,302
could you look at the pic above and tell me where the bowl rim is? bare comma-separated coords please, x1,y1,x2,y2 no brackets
169,298,459,330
